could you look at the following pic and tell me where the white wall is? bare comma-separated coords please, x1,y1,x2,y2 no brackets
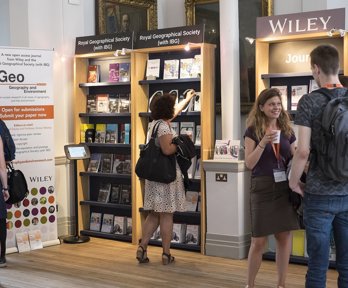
0,0,10,45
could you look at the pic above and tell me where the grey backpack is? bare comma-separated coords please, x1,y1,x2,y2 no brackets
315,88,348,181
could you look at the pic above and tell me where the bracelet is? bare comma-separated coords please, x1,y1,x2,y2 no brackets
258,144,265,149
2,188,8,191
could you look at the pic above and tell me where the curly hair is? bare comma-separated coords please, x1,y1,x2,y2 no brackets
150,93,175,120
246,88,293,141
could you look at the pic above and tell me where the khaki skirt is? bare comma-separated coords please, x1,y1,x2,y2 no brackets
250,176,300,237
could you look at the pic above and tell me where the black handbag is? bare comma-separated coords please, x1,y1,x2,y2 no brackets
135,121,176,183
6,162,29,204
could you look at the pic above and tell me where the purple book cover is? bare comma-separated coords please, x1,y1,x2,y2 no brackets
109,63,119,82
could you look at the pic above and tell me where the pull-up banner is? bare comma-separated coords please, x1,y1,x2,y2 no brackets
0,47,58,252
256,8,345,38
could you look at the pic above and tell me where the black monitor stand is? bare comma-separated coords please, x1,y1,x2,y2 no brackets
63,144,90,244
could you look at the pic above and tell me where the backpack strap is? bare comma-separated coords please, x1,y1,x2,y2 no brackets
315,87,348,101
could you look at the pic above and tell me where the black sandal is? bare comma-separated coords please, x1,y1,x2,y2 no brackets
162,252,175,265
136,246,149,263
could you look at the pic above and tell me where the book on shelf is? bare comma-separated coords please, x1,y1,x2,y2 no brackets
80,123,94,143
163,59,179,80
90,212,102,231
192,54,201,78
94,124,106,143
185,191,199,212
309,79,320,93
97,183,111,202
169,89,179,105
86,94,97,113
145,59,160,79
122,155,131,174
112,154,124,174
120,185,131,205
187,156,197,179
119,62,130,82
151,227,161,241
193,91,201,112
178,90,194,112
113,216,126,235
180,58,194,79
214,139,240,160
28,230,43,250
194,158,201,179
124,123,130,144
87,65,100,83
87,153,102,172
96,94,109,113
292,230,305,257
108,63,119,82
100,154,113,173
16,231,31,253
108,94,120,113
148,90,163,113
118,93,130,113
180,122,195,142
271,85,288,110
197,193,201,212
268,235,276,253
195,125,201,145
125,217,132,236
184,225,199,245
105,124,118,144
171,122,179,136
101,214,114,233
171,223,184,244
291,85,308,110
109,184,122,203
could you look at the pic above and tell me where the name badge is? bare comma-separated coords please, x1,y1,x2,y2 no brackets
273,169,287,183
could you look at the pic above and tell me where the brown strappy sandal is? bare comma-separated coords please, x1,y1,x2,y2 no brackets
136,246,149,263
162,252,175,265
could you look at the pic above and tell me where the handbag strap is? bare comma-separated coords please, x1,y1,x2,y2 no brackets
150,120,169,139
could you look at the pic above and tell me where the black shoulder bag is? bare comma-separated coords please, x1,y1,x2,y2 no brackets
6,162,29,204
135,121,176,183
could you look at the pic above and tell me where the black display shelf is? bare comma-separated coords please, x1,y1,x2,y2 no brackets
80,201,131,210
85,143,131,149
139,78,200,85
80,230,132,242
80,172,131,179
139,111,200,118
148,239,201,252
139,207,200,225
79,81,130,88
263,252,336,269
79,112,131,118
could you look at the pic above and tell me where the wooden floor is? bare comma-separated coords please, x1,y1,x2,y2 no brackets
0,238,338,288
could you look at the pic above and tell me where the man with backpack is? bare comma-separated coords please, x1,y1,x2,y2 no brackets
289,44,348,288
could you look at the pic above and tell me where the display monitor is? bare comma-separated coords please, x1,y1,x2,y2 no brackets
64,144,90,160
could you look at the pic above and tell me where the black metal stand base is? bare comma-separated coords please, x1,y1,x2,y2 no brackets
63,235,90,244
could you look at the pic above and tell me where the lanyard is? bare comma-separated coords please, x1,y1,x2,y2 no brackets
271,141,281,168
323,83,343,88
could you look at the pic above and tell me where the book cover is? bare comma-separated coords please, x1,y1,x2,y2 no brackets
197,193,201,211
148,90,163,112
120,185,131,205
184,225,199,245
112,154,125,174
292,230,305,256
122,155,131,174
271,85,288,110
110,184,122,203
108,94,119,113
194,158,201,179
145,59,160,79
125,217,132,236
119,62,131,82
80,123,94,143
16,232,31,253
187,156,196,179
185,191,199,212
87,65,99,83
101,154,113,173
309,79,320,93
124,123,130,144
118,94,130,113
113,216,126,235
177,90,194,112
96,94,109,113
101,214,114,233
291,85,308,110
195,125,201,145
90,212,102,231
108,63,119,82
151,227,161,241
97,183,111,202
171,122,179,136
87,153,102,172
268,235,276,252
180,122,195,142
193,91,201,112
119,124,125,144
171,223,184,243
180,58,194,79
86,94,97,113
105,124,118,144
94,124,106,143
192,54,201,78
214,139,240,160
28,230,43,250
169,90,179,105
163,59,179,80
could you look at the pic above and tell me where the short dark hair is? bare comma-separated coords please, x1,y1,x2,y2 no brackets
310,44,340,75
151,93,175,120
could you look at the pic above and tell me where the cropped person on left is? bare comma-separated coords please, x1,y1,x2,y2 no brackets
244,88,300,288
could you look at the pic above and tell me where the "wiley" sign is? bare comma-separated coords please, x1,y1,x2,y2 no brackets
256,8,345,38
